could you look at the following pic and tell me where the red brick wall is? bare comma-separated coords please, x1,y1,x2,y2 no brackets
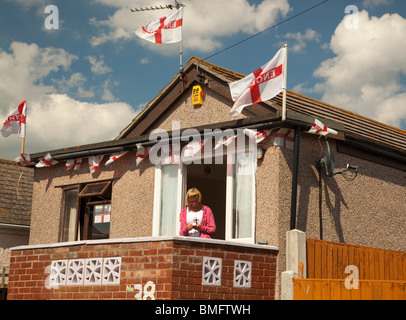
7,238,277,300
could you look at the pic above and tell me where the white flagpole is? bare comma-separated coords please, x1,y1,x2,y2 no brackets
282,44,288,121
21,101,26,155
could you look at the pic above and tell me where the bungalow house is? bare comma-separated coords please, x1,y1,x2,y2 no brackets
6,57,406,300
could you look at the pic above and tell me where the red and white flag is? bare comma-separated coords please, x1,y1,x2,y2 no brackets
274,128,295,150
14,154,35,166
135,7,184,44
66,158,82,171
243,128,270,144
88,155,104,173
136,144,148,166
214,135,237,150
1,100,27,138
36,153,59,168
105,151,128,166
229,46,286,116
183,137,209,158
308,119,338,136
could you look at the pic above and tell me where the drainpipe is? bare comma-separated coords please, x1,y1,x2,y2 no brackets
290,127,301,230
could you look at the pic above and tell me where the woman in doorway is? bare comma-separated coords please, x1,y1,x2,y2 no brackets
179,188,216,239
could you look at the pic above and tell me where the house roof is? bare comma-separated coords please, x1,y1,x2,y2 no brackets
117,56,406,155
29,56,406,168
0,159,33,226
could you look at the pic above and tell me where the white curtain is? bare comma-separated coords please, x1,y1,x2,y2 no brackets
233,153,255,239
62,189,78,242
159,165,179,236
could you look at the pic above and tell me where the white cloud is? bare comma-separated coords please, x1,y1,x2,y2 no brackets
90,0,290,52
282,28,321,53
86,55,113,75
0,42,138,160
362,0,393,9
311,11,406,128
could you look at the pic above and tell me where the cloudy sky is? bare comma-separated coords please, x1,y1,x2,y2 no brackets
0,0,405,160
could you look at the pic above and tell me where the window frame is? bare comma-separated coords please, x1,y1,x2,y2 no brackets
60,180,113,242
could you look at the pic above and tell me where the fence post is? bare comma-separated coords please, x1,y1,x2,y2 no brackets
281,229,307,300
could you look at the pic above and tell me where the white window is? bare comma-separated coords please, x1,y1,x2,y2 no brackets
152,150,256,243
226,152,256,243
152,164,185,236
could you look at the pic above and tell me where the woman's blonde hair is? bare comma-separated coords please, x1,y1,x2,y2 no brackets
185,188,202,206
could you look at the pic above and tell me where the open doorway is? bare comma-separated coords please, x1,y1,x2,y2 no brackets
186,163,226,240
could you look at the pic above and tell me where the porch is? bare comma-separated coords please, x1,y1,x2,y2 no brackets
7,236,278,300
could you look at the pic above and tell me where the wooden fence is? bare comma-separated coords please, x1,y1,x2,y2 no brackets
306,238,406,281
293,239,406,300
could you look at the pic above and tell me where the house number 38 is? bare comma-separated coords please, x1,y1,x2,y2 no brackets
132,281,156,300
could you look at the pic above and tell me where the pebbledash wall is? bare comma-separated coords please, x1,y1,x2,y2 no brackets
7,236,278,300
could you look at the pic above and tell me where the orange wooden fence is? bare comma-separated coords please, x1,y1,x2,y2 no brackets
293,239,406,300
306,238,406,281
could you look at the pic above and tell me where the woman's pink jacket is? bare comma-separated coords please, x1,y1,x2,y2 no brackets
179,205,216,238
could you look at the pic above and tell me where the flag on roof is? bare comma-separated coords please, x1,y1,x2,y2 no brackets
135,7,184,44
14,154,35,166
1,100,27,138
229,46,286,116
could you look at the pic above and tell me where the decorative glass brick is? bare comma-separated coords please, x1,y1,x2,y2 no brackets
234,260,251,288
84,258,103,285
50,260,67,287
102,257,121,285
202,257,222,286
67,259,85,286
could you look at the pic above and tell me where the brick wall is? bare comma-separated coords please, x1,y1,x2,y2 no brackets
7,237,278,300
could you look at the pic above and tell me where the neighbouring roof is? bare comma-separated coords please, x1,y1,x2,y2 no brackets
0,159,33,226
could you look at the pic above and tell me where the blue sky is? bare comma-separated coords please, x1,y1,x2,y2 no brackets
1,0,405,160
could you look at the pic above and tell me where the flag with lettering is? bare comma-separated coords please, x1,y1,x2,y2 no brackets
135,7,184,44
1,100,27,138
229,46,286,116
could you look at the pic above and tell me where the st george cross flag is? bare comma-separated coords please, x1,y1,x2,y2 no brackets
66,158,82,171
88,155,104,173
229,46,286,116
36,153,58,168
274,128,295,150
14,154,35,166
136,144,148,166
308,119,338,136
243,128,271,144
105,151,128,166
1,100,27,138
135,7,184,44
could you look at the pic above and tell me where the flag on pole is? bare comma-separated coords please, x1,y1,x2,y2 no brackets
308,119,338,136
1,100,27,138
135,7,184,44
36,153,58,168
229,46,286,116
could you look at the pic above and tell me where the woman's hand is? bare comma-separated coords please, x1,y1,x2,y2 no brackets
186,223,194,231
193,223,203,231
